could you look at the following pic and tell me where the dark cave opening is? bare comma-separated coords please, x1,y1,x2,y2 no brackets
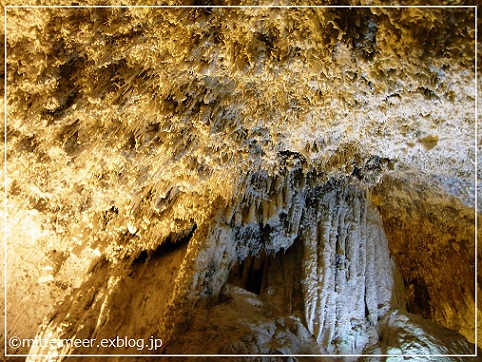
228,251,270,295
405,277,432,319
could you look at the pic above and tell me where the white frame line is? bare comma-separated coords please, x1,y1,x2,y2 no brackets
4,354,480,358
3,4,7,359
3,4,478,359
474,3,478,356
3,5,477,8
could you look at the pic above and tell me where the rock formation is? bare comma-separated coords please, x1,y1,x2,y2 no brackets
1,1,480,361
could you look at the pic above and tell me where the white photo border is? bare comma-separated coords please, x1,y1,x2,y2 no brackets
3,4,478,358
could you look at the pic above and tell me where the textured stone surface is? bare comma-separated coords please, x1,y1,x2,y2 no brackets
1,2,479,360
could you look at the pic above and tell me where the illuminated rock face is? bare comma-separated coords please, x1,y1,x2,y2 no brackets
2,3,479,360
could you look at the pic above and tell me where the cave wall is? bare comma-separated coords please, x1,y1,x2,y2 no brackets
27,176,406,357
372,175,479,344
1,1,479,360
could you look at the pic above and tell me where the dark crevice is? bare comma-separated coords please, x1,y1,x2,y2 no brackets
227,251,269,295
132,223,197,265
405,277,432,319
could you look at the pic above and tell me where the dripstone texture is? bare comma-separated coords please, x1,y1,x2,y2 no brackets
1,1,479,361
